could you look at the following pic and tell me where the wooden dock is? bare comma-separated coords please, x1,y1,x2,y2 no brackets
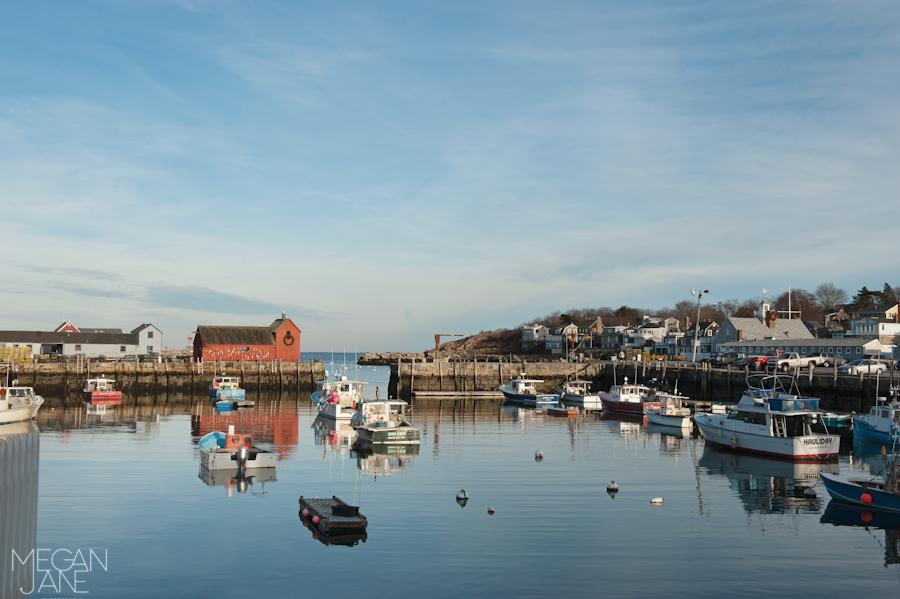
299,495,367,534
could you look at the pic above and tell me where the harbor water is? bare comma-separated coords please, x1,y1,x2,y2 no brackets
4,359,899,597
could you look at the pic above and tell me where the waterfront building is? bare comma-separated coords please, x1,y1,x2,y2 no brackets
720,337,888,359
521,324,549,349
713,305,813,353
192,313,301,362
132,324,163,354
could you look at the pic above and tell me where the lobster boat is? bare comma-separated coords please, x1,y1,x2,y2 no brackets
352,400,420,445
0,386,44,425
311,371,367,420
83,378,122,405
852,398,900,444
645,392,693,428
598,379,659,414
198,425,278,470
500,375,559,407
554,380,599,408
209,377,246,401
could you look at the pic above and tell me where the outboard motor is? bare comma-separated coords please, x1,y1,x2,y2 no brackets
237,445,250,471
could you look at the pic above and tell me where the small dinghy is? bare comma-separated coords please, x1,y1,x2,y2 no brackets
198,425,278,471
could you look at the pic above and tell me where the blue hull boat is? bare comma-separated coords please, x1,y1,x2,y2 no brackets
853,418,896,444
821,471,900,512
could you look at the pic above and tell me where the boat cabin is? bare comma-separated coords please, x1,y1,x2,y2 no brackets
0,387,38,410
356,401,409,426
608,384,653,399
509,378,544,395
561,380,591,395
655,393,690,417
211,376,242,390
84,378,116,392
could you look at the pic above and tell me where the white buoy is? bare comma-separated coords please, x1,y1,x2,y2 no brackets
651,497,664,505
804,487,817,498
456,489,468,500
487,505,495,515
535,450,544,461
607,481,619,492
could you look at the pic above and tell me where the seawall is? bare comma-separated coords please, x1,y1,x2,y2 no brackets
390,359,898,412
7,359,326,398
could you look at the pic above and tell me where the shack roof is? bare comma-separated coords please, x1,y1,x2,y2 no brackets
196,326,275,346
0,331,138,345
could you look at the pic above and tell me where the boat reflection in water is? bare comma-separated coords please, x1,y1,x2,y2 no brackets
646,423,696,458
699,445,838,514
821,503,900,568
353,443,419,478
0,420,40,599
312,415,357,454
499,402,545,427
198,466,276,497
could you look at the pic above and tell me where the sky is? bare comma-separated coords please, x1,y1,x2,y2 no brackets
1,1,899,352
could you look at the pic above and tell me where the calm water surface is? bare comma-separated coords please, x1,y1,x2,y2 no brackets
3,364,899,598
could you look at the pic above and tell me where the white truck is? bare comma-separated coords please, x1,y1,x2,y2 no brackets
768,352,832,371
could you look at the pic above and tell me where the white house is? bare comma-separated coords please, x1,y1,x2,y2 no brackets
848,318,900,345
133,324,163,354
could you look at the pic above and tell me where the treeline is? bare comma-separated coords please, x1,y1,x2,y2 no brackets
523,282,900,331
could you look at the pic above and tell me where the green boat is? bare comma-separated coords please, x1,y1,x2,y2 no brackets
352,400,421,445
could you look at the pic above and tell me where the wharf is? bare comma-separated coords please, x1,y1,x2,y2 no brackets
299,496,367,534
413,391,504,400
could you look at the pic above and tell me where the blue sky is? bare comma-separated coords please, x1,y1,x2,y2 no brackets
1,1,898,351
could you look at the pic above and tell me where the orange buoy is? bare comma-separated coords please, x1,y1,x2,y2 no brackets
861,493,873,505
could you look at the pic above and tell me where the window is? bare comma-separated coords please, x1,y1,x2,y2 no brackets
120,346,126,352
241,347,250,352
75,344,81,351
857,347,862,354
801,347,807,354
828,347,834,354
148,332,154,339
147,346,153,351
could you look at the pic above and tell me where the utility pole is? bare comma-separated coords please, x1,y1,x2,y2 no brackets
691,288,709,363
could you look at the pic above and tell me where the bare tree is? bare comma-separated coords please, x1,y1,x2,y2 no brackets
773,289,817,318
814,283,849,309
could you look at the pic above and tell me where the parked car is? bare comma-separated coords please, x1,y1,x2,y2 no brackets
837,359,888,375
731,357,750,368
714,352,746,366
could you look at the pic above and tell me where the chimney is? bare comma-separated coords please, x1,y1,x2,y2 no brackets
767,312,776,329
737,329,743,341
282,311,286,320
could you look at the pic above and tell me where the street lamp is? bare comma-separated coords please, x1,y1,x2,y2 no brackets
691,288,709,363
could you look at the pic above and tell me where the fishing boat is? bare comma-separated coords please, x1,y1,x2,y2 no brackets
820,449,900,512
555,380,599,408
209,376,246,401
598,378,659,415
852,397,900,444
645,392,693,428
198,425,279,470
0,386,44,425
311,371,367,420
352,400,420,445
499,375,559,407
83,378,122,405
694,374,839,461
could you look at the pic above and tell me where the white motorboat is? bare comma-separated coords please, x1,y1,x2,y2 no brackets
694,374,839,461
351,400,420,445
0,386,44,425
555,380,599,407
500,375,559,407
311,371,367,420
645,392,693,428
